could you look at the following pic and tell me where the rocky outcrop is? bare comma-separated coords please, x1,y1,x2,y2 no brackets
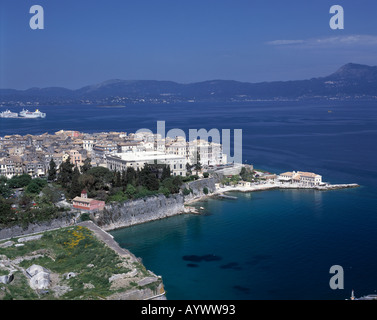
27,265,51,291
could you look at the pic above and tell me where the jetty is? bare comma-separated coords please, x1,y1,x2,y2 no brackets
218,194,238,200
212,181,360,198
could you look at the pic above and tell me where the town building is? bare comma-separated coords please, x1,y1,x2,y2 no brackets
72,190,105,211
106,151,186,176
279,171,323,186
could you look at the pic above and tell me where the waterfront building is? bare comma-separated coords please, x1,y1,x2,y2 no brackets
279,171,322,186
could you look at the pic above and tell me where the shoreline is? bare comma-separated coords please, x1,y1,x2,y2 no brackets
183,181,360,206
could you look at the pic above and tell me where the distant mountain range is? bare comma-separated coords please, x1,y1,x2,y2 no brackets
1,63,377,106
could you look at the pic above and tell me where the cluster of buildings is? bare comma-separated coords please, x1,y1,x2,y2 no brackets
0,129,228,179
278,171,323,186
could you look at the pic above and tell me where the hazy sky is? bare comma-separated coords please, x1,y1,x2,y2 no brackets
1,0,377,89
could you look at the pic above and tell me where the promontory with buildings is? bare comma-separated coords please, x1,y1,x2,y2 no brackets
0,129,358,300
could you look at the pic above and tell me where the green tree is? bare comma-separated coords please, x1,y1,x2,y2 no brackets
0,183,12,198
186,163,192,175
58,157,74,188
139,164,160,191
8,174,32,188
70,167,82,199
161,165,171,181
47,158,57,181
162,176,182,194
115,171,122,188
41,185,62,204
87,167,113,188
0,197,12,225
26,181,42,194
80,158,92,173
194,151,202,175
78,174,95,192
125,184,136,198
159,186,170,197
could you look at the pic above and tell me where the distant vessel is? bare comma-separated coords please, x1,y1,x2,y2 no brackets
19,108,46,118
0,109,19,118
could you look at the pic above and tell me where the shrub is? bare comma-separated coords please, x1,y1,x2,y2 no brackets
183,188,191,196
80,212,91,222
107,190,128,203
158,186,170,197
203,187,209,195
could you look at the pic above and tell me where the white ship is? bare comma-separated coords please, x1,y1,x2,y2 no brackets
0,109,19,118
19,108,46,118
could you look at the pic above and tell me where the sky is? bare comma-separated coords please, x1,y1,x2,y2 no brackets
1,0,377,89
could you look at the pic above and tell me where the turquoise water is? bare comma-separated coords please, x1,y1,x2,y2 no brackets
110,187,377,300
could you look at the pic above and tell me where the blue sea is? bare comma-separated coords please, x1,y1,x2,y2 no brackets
1,101,377,299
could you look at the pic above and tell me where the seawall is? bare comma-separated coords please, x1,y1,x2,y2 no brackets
0,211,80,241
92,193,185,231
91,178,217,231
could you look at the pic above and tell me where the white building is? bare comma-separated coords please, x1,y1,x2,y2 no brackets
82,139,94,152
186,139,227,166
106,151,186,176
279,171,322,186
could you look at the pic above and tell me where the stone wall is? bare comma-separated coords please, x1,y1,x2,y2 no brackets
0,212,80,240
0,178,218,239
92,178,217,231
92,193,185,231
181,177,217,202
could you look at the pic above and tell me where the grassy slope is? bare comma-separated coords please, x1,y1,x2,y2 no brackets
0,226,156,300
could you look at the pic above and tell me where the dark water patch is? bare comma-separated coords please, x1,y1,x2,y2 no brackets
257,265,272,271
182,254,222,262
246,254,272,266
233,285,251,294
252,254,272,260
187,263,199,268
202,254,222,262
220,262,242,270
267,289,279,295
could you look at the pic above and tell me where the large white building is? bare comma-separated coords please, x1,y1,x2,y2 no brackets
106,151,186,176
185,139,227,166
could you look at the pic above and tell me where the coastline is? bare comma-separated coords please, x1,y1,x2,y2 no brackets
183,181,360,206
